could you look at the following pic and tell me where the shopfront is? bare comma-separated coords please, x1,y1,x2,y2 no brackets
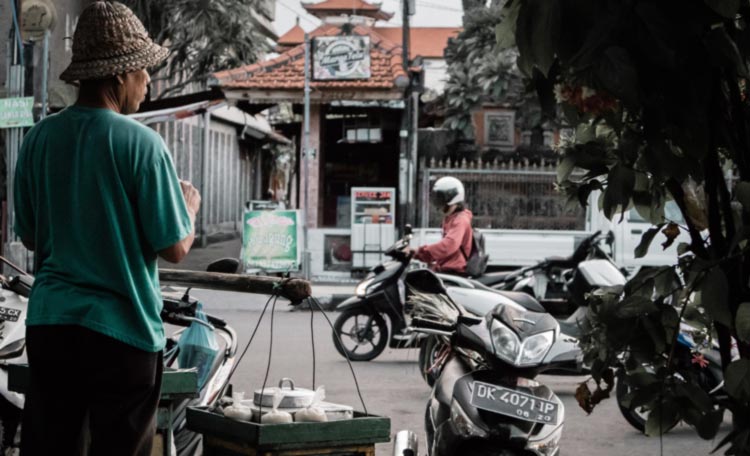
212,4,410,280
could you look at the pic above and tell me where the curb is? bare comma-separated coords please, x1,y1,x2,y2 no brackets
292,293,350,312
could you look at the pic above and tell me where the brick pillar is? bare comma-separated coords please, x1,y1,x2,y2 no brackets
300,103,321,229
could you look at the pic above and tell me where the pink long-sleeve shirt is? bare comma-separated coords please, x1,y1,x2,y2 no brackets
415,209,473,274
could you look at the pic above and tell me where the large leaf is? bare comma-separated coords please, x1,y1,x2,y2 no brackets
616,296,659,318
736,302,750,343
557,156,576,183
736,181,750,210
603,164,636,219
700,268,732,327
705,0,740,18
706,27,749,78
645,399,679,436
726,360,750,402
515,0,561,76
596,46,639,108
696,409,724,440
495,0,521,50
635,226,664,258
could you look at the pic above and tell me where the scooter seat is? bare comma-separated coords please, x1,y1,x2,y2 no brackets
475,271,513,286
544,256,577,268
493,290,545,313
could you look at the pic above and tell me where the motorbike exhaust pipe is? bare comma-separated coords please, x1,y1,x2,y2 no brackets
393,430,419,456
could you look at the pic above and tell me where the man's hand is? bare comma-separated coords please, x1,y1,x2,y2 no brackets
159,181,201,264
180,180,201,218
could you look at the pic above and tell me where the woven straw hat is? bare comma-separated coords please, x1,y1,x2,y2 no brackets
60,1,168,82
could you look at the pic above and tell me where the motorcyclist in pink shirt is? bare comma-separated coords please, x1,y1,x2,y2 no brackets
412,177,473,275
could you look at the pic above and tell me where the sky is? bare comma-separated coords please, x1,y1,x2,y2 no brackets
272,0,464,35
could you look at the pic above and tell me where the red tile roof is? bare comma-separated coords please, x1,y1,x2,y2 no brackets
302,0,393,20
374,27,460,59
213,24,408,91
278,22,306,46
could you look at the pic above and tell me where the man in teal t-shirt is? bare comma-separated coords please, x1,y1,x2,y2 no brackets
13,3,202,455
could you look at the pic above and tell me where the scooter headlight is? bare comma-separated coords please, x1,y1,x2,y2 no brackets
355,278,375,297
491,320,520,364
450,399,488,438
491,319,554,367
528,424,563,456
519,331,555,366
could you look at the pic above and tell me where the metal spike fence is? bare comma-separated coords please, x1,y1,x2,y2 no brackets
419,158,586,230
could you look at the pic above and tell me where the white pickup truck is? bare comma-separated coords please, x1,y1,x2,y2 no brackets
412,202,688,274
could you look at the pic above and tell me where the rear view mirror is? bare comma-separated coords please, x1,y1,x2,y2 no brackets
206,258,241,274
458,315,483,326
404,224,413,235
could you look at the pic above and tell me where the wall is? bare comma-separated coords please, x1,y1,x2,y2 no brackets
422,58,449,94
152,117,261,237
1,0,90,106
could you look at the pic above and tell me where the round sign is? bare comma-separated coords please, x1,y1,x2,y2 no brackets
21,0,56,42
318,38,368,77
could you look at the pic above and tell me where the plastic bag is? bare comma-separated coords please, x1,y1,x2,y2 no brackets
223,392,253,421
295,386,327,423
260,392,293,424
177,303,219,389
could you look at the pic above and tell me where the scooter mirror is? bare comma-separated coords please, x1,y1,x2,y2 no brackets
206,258,241,274
404,224,413,236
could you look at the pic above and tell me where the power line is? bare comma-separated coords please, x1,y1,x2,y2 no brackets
416,1,463,12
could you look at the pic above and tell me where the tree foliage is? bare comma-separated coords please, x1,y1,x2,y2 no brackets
497,0,750,452
440,5,533,139
122,0,268,97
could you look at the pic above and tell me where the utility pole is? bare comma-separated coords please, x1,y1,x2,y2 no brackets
302,32,311,280
398,0,412,231
401,0,410,73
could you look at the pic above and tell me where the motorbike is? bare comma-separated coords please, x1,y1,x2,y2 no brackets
0,256,239,456
419,231,627,385
332,226,565,362
473,231,619,318
616,322,725,434
403,269,566,456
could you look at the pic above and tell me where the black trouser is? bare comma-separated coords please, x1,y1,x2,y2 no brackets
21,325,163,456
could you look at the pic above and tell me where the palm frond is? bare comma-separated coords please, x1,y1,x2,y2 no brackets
406,285,461,325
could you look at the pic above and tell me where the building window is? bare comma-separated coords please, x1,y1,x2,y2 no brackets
342,117,383,143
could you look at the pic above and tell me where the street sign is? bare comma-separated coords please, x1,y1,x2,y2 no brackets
242,210,302,272
0,97,34,129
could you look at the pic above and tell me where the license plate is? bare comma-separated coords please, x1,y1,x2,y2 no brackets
0,306,21,322
470,381,558,425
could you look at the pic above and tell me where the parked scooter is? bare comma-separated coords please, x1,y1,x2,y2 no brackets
616,322,726,434
0,256,239,456
474,231,619,317
332,226,561,362
404,269,566,456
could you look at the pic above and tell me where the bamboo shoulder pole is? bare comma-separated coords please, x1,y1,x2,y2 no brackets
159,269,312,303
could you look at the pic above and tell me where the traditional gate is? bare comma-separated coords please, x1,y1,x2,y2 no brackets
419,158,586,230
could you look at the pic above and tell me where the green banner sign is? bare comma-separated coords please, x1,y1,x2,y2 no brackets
0,97,34,129
242,210,301,272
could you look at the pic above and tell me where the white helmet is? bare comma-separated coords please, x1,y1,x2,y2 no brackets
431,176,465,208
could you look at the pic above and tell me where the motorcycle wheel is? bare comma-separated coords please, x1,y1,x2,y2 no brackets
419,336,444,387
332,309,389,361
0,394,21,455
616,380,679,434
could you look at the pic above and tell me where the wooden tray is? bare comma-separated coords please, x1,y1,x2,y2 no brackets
186,406,390,451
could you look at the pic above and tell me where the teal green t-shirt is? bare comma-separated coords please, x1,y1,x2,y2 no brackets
14,105,193,352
